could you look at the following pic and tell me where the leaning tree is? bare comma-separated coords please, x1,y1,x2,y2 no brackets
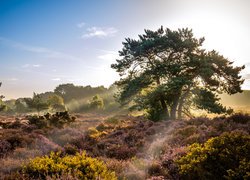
111,27,244,120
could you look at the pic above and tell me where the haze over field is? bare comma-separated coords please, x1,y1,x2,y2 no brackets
0,0,250,99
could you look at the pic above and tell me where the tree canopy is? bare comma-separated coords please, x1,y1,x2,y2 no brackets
47,94,66,112
54,84,107,103
24,93,49,114
111,27,245,120
89,94,104,110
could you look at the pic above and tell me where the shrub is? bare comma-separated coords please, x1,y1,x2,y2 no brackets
11,148,42,160
0,140,11,158
148,161,168,177
0,157,26,176
176,132,250,179
48,111,76,128
27,115,48,129
48,127,83,146
89,95,104,110
229,113,250,124
105,117,120,125
1,129,34,151
27,111,76,129
32,134,61,155
63,144,78,155
101,158,129,178
22,151,117,179
106,145,137,160
6,120,23,129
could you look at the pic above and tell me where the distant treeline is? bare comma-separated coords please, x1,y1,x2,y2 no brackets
219,90,250,107
1,83,122,114
1,83,249,115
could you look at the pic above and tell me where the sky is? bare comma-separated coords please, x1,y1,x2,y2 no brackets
0,0,250,99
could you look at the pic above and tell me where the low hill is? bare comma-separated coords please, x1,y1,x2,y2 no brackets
220,90,250,112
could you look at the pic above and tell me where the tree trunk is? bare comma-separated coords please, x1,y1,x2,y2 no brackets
170,103,178,120
177,100,184,119
155,77,169,119
160,97,169,119
177,88,190,119
170,95,180,120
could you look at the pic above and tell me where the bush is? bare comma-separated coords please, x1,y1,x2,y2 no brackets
105,117,120,125
22,151,117,179
148,161,168,177
89,95,104,110
176,132,250,179
32,134,61,155
47,127,83,146
0,129,34,153
27,115,48,129
27,111,76,129
63,144,78,155
229,113,250,124
0,140,11,158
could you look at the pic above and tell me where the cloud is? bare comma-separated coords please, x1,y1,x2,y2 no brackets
22,64,41,68
243,74,250,80
33,64,41,67
66,78,82,82
9,78,18,81
81,27,118,38
51,78,61,81
77,22,86,28
0,37,83,62
97,50,119,61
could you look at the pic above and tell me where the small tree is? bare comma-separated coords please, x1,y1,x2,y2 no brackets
0,101,6,112
89,95,104,110
25,93,49,114
0,82,6,112
15,98,28,113
47,94,66,112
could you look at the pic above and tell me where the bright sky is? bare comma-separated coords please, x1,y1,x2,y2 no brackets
0,0,250,99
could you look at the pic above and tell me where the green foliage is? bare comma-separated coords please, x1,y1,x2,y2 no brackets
22,151,117,179
27,111,76,129
194,88,231,114
0,103,6,112
47,94,66,112
63,143,78,155
14,98,28,113
28,115,49,129
105,117,120,124
176,132,250,179
111,27,244,120
53,84,121,113
54,84,107,103
0,82,6,112
89,94,104,109
24,93,49,114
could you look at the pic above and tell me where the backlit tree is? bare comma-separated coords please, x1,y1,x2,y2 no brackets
111,27,244,120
